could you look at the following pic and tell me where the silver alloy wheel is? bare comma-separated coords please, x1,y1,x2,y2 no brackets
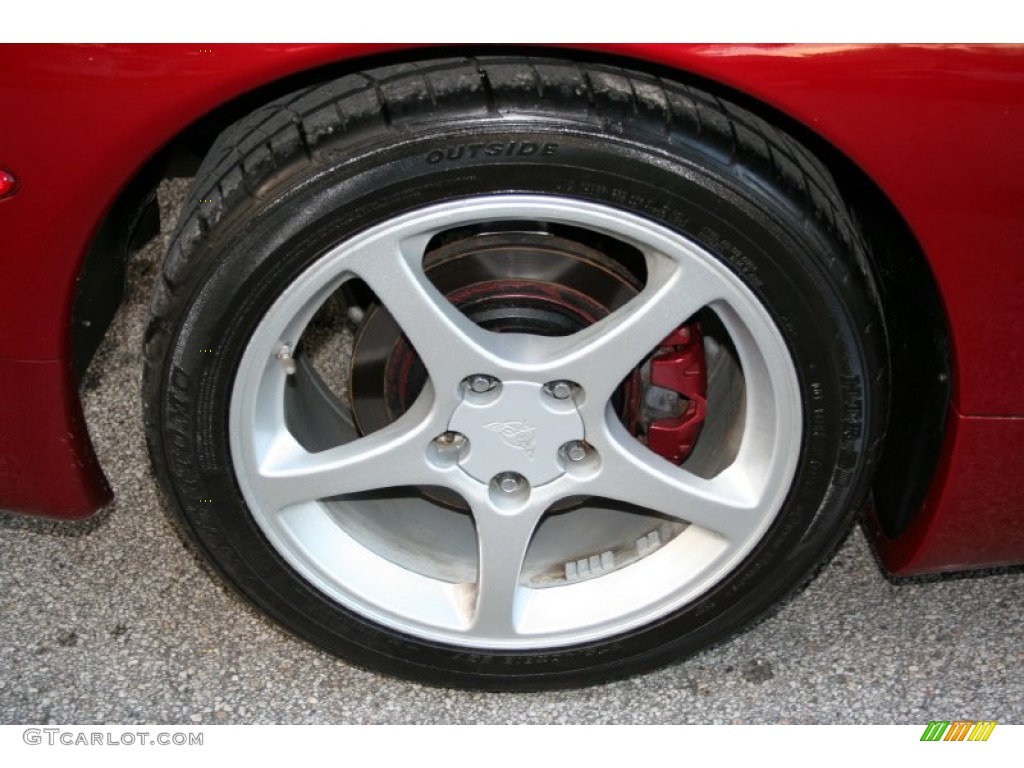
229,195,802,650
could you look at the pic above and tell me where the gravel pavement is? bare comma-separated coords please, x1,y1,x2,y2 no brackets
2,179,1022,725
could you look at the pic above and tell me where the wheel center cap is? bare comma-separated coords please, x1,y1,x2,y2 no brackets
448,381,584,486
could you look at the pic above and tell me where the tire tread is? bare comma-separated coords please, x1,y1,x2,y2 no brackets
149,56,870,326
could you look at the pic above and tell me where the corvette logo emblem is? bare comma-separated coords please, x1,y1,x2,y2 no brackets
485,421,536,459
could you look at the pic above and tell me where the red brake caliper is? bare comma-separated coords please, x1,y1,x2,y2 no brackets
645,322,708,464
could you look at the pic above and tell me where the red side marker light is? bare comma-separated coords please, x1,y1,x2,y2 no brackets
0,168,18,199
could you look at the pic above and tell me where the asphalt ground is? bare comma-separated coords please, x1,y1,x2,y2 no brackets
1,180,1022,725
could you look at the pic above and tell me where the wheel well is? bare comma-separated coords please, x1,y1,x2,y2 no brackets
72,46,950,538
811,151,951,538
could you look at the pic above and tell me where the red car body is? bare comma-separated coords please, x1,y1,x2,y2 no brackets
1,43,1022,576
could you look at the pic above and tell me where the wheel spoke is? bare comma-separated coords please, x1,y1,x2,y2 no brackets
250,397,445,511
344,229,496,392
587,417,763,543
467,498,545,638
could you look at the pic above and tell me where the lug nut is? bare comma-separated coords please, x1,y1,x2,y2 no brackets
546,380,576,400
429,431,468,468
467,374,499,393
564,441,588,462
495,472,524,494
436,431,466,446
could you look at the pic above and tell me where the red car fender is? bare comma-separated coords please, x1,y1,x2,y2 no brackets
870,408,1024,574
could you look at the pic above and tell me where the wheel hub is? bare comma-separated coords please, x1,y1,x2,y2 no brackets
348,227,710,474
447,380,584,487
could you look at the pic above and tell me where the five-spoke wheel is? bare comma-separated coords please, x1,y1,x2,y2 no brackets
230,196,802,648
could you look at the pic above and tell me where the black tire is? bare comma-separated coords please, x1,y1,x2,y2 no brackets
143,56,887,689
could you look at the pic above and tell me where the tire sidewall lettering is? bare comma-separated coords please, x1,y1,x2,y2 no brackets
425,141,559,164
